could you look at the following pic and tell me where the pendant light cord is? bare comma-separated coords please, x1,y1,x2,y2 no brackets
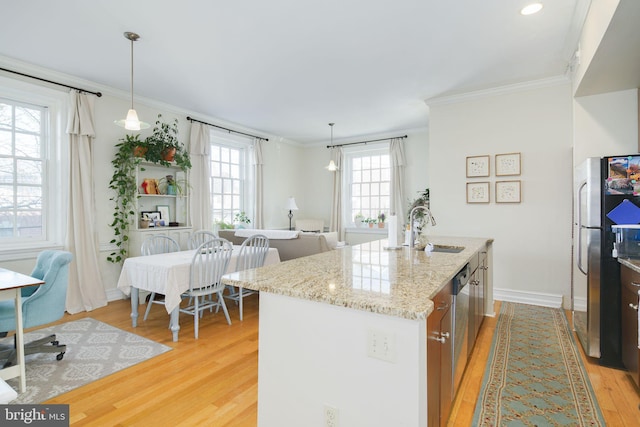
130,36,134,109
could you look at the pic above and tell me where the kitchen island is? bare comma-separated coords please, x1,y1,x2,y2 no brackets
222,235,493,426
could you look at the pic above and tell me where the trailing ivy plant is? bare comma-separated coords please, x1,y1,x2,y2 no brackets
107,134,144,263
107,120,193,263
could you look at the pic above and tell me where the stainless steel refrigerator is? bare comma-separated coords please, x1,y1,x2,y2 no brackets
572,155,640,368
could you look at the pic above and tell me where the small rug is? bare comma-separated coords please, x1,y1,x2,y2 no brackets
472,302,605,426
1,318,172,404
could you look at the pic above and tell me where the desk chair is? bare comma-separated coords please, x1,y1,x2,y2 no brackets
141,235,180,321
180,238,233,338
225,234,270,320
0,250,73,367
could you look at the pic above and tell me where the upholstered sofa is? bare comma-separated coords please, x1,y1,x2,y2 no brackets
218,229,338,262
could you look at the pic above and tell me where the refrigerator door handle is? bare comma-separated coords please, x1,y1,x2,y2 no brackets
577,180,588,275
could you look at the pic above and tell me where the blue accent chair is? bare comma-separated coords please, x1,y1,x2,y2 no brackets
0,250,73,367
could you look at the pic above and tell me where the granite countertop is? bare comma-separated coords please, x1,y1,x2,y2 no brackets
221,235,492,320
618,258,640,273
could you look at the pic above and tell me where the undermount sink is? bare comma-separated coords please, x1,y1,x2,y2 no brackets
431,245,465,254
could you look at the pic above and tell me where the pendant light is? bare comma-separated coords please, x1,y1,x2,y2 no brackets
325,123,338,171
115,32,150,131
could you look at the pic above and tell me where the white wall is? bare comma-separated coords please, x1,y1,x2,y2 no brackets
428,82,574,307
573,0,621,95
298,128,430,233
573,88,638,164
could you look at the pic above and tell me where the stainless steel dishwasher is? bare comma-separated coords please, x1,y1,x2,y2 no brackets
452,263,470,396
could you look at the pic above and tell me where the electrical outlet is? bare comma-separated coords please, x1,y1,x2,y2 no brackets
324,404,339,427
367,328,396,362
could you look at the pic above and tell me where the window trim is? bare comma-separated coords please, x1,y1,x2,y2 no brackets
209,130,255,225
0,76,69,260
341,142,390,228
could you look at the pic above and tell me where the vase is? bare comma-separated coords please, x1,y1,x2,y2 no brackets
133,146,147,157
368,223,374,228
378,222,385,228
162,147,176,161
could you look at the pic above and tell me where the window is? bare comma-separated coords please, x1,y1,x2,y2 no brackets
0,80,67,257
344,145,391,225
210,133,253,226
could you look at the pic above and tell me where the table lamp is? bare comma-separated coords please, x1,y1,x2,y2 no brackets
286,197,299,230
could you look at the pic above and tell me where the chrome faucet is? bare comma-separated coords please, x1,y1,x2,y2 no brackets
409,205,436,248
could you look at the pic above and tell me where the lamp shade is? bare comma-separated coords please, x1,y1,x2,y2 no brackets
325,160,338,171
286,197,299,211
115,108,150,131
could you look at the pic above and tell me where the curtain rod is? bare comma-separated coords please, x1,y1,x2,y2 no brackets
187,116,268,141
326,134,407,149
0,67,102,97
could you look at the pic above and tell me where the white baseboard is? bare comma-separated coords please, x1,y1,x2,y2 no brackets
493,287,563,309
105,287,151,304
106,288,126,302
573,296,587,312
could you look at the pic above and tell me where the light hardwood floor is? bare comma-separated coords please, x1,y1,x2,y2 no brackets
37,298,640,426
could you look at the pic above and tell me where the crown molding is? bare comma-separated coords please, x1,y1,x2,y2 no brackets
425,75,571,107
0,54,296,145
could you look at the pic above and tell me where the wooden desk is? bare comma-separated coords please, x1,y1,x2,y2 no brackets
0,268,44,393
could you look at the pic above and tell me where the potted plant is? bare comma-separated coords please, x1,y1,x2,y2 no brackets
407,188,430,233
107,134,145,263
158,174,189,196
234,211,251,228
144,114,192,172
377,212,386,228
354,212,364,227
215,220,234,230
364,218,376,228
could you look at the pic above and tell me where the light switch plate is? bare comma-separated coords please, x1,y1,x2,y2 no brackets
367,328,396,362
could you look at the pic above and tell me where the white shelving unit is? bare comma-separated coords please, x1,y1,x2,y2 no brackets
129,162,192,256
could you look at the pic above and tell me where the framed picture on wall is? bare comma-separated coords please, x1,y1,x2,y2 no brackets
495,152,521,176
466,182,490,203
496,180,521,203
466,155,490,177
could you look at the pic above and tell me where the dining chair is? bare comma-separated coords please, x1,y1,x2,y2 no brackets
224,234,270,320
187,230,217,250
141,235,180,321
180,238,233,338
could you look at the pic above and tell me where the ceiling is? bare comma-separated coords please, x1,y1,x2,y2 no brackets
0,0,587,144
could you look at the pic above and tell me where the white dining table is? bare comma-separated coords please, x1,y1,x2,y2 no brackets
117,246,280,341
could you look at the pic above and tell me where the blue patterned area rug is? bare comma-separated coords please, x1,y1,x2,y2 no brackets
2,318,172,404
472,302,605,426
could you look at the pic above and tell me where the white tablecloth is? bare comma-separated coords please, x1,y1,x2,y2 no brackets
117,246,280,313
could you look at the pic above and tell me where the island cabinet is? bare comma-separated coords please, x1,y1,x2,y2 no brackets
221,237,493,427
469,246,487,349
427,281,453,427
620,264,640,387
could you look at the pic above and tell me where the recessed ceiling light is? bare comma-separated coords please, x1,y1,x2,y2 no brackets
521,3,543,15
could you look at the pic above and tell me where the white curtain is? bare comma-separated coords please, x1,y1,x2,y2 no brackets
189,122,211,231
252,138,264,229
390,138,407,230
329,147,343,240
65,91,107,314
